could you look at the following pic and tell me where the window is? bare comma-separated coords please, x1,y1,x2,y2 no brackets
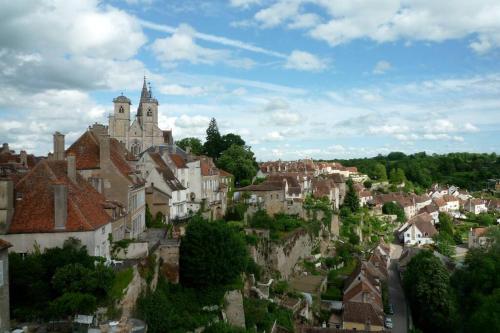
119,106,124,113
147,108,153,116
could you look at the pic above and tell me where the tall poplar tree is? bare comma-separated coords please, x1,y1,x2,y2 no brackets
203,118,223,159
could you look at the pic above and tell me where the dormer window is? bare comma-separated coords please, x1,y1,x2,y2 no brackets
147,108,152,116
119,106,124,113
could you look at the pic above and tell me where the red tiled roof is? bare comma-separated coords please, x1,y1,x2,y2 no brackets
66,130,140,184
9,160,111,234
0,238,12,250
342,301,383,327
471,227,488,237
219,169,233,177
169,154,187,168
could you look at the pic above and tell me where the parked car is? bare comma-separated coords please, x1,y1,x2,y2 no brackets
385,317,393,329
387,303,394,315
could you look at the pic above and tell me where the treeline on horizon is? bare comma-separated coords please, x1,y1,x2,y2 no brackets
330,151,500,191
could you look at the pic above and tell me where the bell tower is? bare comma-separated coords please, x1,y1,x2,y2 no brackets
109,93,131,145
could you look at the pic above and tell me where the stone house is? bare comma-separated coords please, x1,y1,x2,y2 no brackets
443,194,460,212
342,302,385,331
238,183,285,216
199,156,226,219
464,198,487,215
145,184,170,222
418,204,440,224
0,239,11,333
468,227,491,249
312,178,340,210
0,158,113,258
137,151,187,221
66,126,146,240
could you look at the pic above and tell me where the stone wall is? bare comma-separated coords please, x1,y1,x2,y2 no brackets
250,228,317,280
158,240,180,284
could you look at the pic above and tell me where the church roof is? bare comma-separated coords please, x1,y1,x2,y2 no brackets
113,95,131,104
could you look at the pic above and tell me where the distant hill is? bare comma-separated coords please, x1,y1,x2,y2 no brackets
331,152,500,191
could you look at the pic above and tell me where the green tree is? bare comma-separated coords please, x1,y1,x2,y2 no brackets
203,118,223,159
372,163,388,181
343,178,360,213
176,137,203,155
217,144,258,186
180,216,248,288
403,251,457,332
438,212,454,236
433,233,455,257
389,168,406,184
48,292,97,318
221,133,245,151
382,202,406,222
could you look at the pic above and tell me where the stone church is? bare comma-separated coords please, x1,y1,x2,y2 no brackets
108,77,173,156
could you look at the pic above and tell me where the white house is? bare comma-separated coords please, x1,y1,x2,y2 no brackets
398,213,438,246
443,195,460,212
137,152,188,221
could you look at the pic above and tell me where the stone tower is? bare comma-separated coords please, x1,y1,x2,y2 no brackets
137,77,159,131
109,94,131,145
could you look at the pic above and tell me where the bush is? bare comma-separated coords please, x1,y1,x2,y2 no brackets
180,216,248,288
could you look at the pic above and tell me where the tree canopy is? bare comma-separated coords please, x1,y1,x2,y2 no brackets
217,144,258,185
403,250,458,332
382,201,406,222
176,137,203,155
343,178,360,213
179,216,248,288
203,118,223,159
336,152,500,191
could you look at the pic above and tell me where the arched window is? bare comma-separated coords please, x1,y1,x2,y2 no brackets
147,108,153,116
119,106,124,113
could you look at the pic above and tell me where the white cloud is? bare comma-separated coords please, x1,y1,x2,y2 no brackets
271,111,301,126
285,50,327,71
373,60,392,75
230,0,261,8
151,24,256,69
245,0,500,53
265,131,285,141
159,84,208,96
175,115,211,128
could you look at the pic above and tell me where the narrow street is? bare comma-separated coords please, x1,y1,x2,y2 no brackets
388,244,408,333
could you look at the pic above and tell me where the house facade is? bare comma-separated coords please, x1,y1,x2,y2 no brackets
67,126,146,240
0,239,11,333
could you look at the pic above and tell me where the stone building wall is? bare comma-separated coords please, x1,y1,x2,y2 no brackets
0,248,10,332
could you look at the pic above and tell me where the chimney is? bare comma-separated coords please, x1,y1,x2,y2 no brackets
186,146,191,154
53,132,65,161
53,183,67,230
67,154,76,183
99,135,110,167
0,179,14,234
20,150,28,167
1,143,9,154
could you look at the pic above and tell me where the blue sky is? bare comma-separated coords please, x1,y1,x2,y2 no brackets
1,0,500,160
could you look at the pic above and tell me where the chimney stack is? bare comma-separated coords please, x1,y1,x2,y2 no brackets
186,146,191,155
20,150,28,167
67,154,76,183
53,183,67,230
53,132,65,161
0,179,14,234
0,143,9,154
99,135,110,167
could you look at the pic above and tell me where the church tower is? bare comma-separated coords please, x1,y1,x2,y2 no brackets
109,93,131,145
137,76,159,128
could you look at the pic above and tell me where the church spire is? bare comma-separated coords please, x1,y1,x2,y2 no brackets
140,76,148,101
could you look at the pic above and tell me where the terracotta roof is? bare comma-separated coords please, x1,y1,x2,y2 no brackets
199,157,219,176
239,183,283,192
0,150,38,168
443,194,458,202
433,197,446,207
471,227,488,237
66,130,141,184
409,213,437,237
418,204,438,214
219,169,233,177
9,160,111,234
0,238,12,250
148,152,185,191
342,301,383,327
169,153,187,169
415,194,431,203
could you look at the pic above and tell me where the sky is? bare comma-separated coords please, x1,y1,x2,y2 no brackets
1,0,500,161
